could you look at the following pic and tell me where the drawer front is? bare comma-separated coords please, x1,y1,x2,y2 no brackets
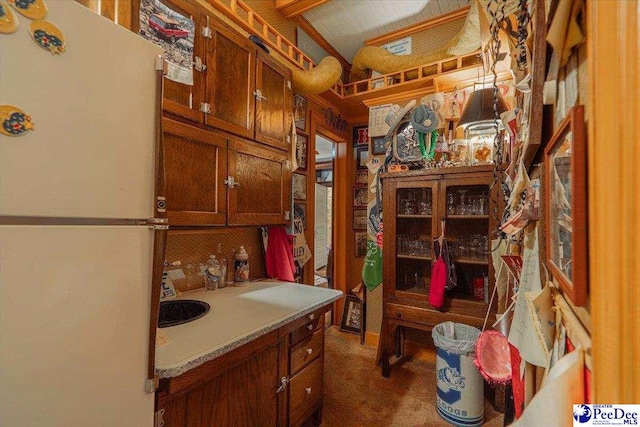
385,303,485,330
290,314,323,346
289,357,323,427
290,329,323,375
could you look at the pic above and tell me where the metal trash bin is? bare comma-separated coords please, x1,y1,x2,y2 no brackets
432,322,484,427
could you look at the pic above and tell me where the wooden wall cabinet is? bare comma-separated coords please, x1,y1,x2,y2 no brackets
380,166,500,377
228,137,292,226
164,118,291,226
160,1,292,152
156,308,328,427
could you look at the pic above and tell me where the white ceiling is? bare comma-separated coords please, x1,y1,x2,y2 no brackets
302,0,470,62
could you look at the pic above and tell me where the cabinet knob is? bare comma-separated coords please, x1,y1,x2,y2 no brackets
306,348,313,355
396,312,402,318
224,176,240,189
307,324,313,331
253,89,267,102
305,387,312,394
308,313,315,320
276,376,289,394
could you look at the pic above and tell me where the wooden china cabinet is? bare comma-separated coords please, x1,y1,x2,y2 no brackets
379,165,500,377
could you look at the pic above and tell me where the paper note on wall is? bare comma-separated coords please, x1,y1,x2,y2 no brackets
508,225,548,367
368,104,393,137
511,348,584,427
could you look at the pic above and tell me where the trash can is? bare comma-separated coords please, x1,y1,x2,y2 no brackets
432,322,484,427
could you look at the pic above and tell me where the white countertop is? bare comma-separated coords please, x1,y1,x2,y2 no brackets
155,281,343,379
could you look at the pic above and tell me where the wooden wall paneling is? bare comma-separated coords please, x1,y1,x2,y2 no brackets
116,0,133,29
309,110,348,325
100,0,116,22
588,0,640,403
75,0,99,13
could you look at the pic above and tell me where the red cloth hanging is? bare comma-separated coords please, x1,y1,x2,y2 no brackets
509,342,525,418
265,227,296,282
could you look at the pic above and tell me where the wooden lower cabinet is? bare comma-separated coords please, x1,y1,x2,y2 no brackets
156,308,328,427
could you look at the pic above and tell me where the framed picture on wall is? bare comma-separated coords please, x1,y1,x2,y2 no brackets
355,170,368,185
293,173,307,200
294,95,307,131
353,209,367,230
353,125,369,146
356,146,369,169
355,231,368,258
353,186,368,207
371,136,387,155
296,133,308,171
340,293,363,334
294,203,307,230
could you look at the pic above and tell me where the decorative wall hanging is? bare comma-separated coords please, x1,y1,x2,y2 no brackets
544,105,587,307
29,20,64,54
8,0,46,20
295,132,307,171
352,125,368,146
0,1,19,33
294,94,306,131
371,136,387,156
138,0,195,86
355,146,369,169
292,173,307,200
0,105,34,136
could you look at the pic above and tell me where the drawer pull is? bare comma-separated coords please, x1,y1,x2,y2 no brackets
396,312,402,318
307,324,313,331
308,313,315,320
305,387,312,394
275,376,289,394
306,348,313,355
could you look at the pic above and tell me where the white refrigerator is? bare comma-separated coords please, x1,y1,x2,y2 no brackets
1,2,164,426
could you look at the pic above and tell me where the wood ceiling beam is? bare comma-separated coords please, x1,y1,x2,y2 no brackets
275,0,330,18
293,15,352,76
365,6,470,46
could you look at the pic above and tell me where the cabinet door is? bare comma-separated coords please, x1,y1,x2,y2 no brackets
163,119,227,226
227,137,292,226
439,172,497,314
158,1,206,124
159,344,279,427
204,20,255,140
384,179,439,303
254,51,293,151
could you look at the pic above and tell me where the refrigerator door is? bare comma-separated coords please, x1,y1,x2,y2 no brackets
0,2,163,219
0,225,155,427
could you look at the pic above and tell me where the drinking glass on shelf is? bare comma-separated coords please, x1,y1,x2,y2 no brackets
447,192,456,215
456,189,468,215
402,193,415,215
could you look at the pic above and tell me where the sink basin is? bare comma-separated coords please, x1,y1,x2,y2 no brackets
158,300,210,328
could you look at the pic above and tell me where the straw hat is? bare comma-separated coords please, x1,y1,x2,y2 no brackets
385,99,417,140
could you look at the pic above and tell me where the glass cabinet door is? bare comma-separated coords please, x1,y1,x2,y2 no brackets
442,182,491,303
392,183,437,299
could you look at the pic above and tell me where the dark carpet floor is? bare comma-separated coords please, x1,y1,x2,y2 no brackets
320,327,504,427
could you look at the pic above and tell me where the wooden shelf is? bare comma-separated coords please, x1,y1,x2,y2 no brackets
447,215,489,219
397,254,431,261
454,258,489,265
396,214,432,219
397,286,429,296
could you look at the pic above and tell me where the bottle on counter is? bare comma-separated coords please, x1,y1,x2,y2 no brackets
233,246,250,284
204,255,220,291
216,243,227,288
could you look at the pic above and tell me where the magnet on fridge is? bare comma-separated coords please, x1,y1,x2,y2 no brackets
8,0,46,20
0,1,19,34
29,20,64,54
0,105,34,137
